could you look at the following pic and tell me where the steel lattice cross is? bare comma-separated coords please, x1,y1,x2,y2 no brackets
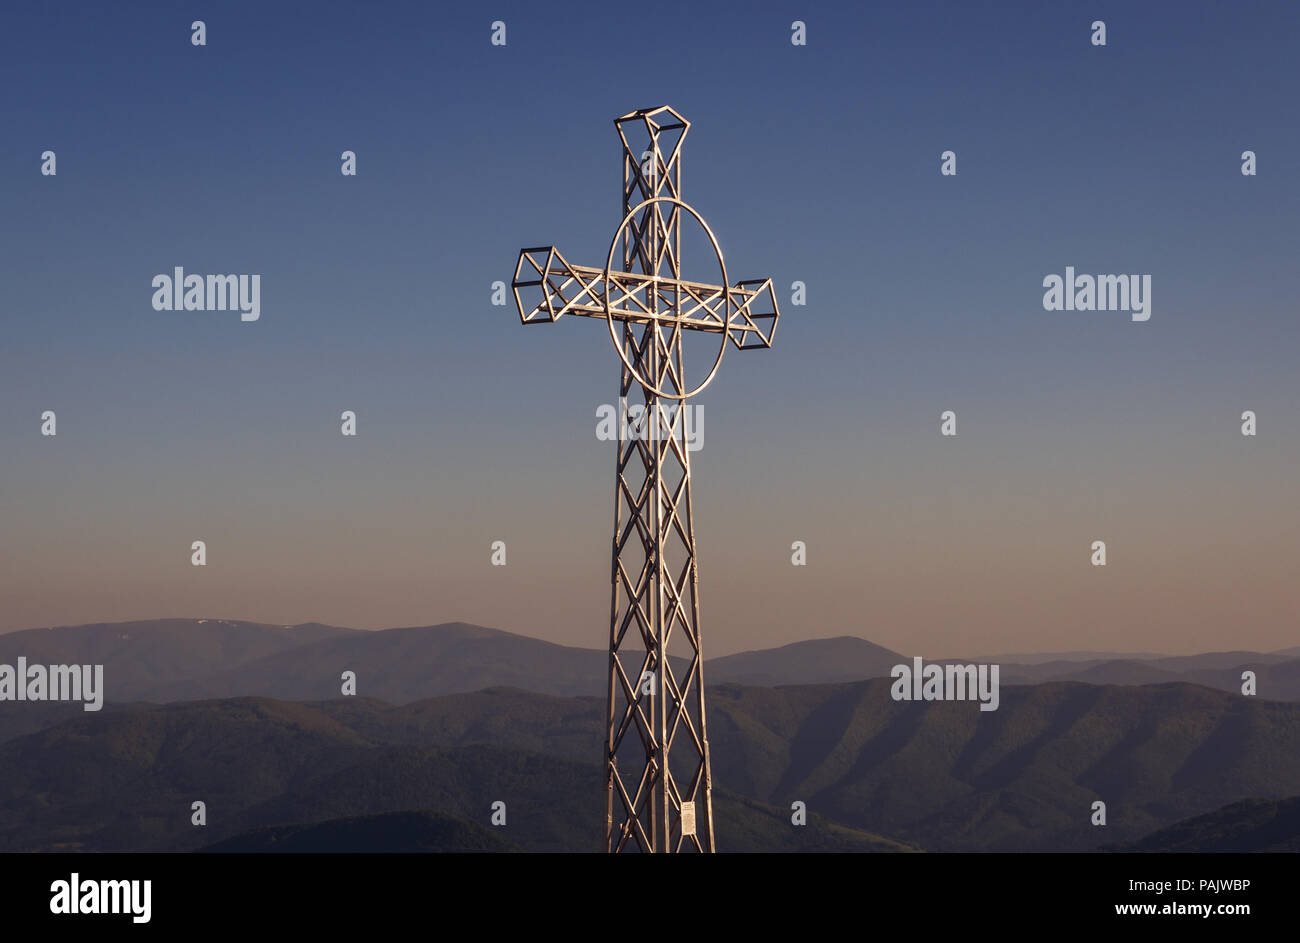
510,106,780,853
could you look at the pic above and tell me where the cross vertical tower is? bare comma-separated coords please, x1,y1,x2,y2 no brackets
510,106,781,852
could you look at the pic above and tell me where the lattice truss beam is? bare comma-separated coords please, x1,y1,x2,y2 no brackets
512,248,778,350
606,320,711,852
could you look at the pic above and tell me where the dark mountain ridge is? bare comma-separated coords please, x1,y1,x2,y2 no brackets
3,679,1298,853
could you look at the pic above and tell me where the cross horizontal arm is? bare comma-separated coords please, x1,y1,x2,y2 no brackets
512,247,779,350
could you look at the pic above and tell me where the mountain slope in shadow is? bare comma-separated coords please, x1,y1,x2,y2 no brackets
0,692,913,853
199,809,520,853
1107,796,1300,852
701,679,1300,851
3,680,1299,853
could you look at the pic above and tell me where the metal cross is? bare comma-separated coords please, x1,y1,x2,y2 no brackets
510,106,781,853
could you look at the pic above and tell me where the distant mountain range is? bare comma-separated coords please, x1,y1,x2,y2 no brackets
992,654,1300,700
0,619,358,694
3,678,1298,853
2,617,1296,853
1,619,1295,716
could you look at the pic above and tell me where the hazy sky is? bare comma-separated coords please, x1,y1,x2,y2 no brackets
2,1,1297,656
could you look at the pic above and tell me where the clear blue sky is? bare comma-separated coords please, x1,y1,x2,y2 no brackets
2,1,1297,656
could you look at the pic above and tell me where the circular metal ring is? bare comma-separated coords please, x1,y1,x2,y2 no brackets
603,197,729,401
